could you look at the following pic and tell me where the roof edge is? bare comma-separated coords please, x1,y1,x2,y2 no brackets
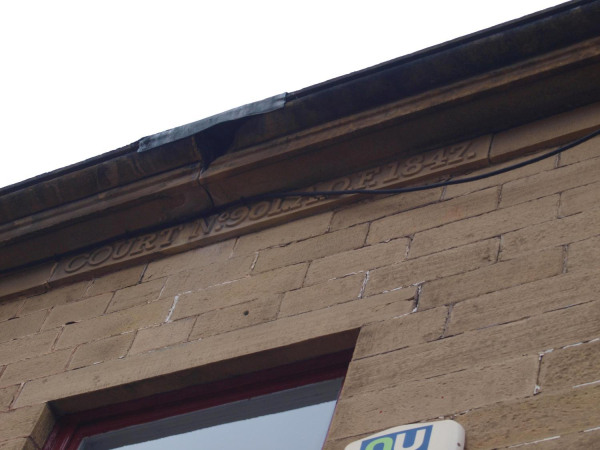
3,0,597,198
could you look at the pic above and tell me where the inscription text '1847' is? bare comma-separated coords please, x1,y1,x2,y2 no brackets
53,136,489,283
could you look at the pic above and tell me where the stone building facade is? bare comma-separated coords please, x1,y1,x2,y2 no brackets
1,2,600,449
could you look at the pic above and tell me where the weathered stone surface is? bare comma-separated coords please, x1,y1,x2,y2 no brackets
561,181,600,216
190,296,281,339
42,293,112,330
143,239,236,282
490,102,600,162
55,298,172,350
0,311,46,345
448,270,600,336
568,234,600,273
0,331,58,367
444,152,555,199
20,281,89,315
253,225,368,273
159,254,255,299
0,350,70,388
500,156,600,208
0,385,18,411
171,264,308,320
36,136,489,289
69,333,135,370
2,104,600,448
0,264,53,303
304,238,409,287
86,265,145,298
419,247,563,310
234,212,333,255
330,189,442,231
0,163,209,275
367,187,498,244
129,318,195,355
107,278,165,313
540,339,600,392
330,356,538,440
0,438,36,450
1,57,600,450
364,239,499,297
0,404,54,447
502,430,600,449
559,134,600,166
410,195,558,259
354,307,448,359
456,384,600,450
344,300,600,395
500,207,600,260
204,133,489,207
15,289,414,410
0,300,23,324
280,275,364,317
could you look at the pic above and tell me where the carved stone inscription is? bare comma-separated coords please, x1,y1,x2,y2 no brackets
51,136,490,284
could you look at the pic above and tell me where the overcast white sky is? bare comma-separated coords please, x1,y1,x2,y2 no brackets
0,0,565,189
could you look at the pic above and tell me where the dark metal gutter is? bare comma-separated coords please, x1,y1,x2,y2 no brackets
231,0,600,150
291,0,598,99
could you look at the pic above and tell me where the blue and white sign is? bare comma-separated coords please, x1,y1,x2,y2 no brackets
344,420,465,450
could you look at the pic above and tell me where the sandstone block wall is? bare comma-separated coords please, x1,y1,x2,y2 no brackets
1,105,600,449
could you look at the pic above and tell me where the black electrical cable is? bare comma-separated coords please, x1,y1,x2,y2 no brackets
231,128,600,207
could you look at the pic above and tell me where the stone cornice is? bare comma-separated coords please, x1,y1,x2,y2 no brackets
201,37,600,205
48,135,490,287
1,95,600,302
1,36,600,277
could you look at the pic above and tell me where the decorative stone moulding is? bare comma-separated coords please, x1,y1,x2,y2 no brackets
50,136,490,286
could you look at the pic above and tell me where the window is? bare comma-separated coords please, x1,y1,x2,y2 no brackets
79,378,341,450
45,351,350,450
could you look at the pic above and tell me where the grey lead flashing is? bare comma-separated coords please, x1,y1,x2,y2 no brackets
137,93,287,153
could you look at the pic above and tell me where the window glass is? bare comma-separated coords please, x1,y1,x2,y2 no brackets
78,378,342,450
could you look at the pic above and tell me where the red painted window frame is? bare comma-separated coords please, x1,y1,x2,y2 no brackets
43,350,352,450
